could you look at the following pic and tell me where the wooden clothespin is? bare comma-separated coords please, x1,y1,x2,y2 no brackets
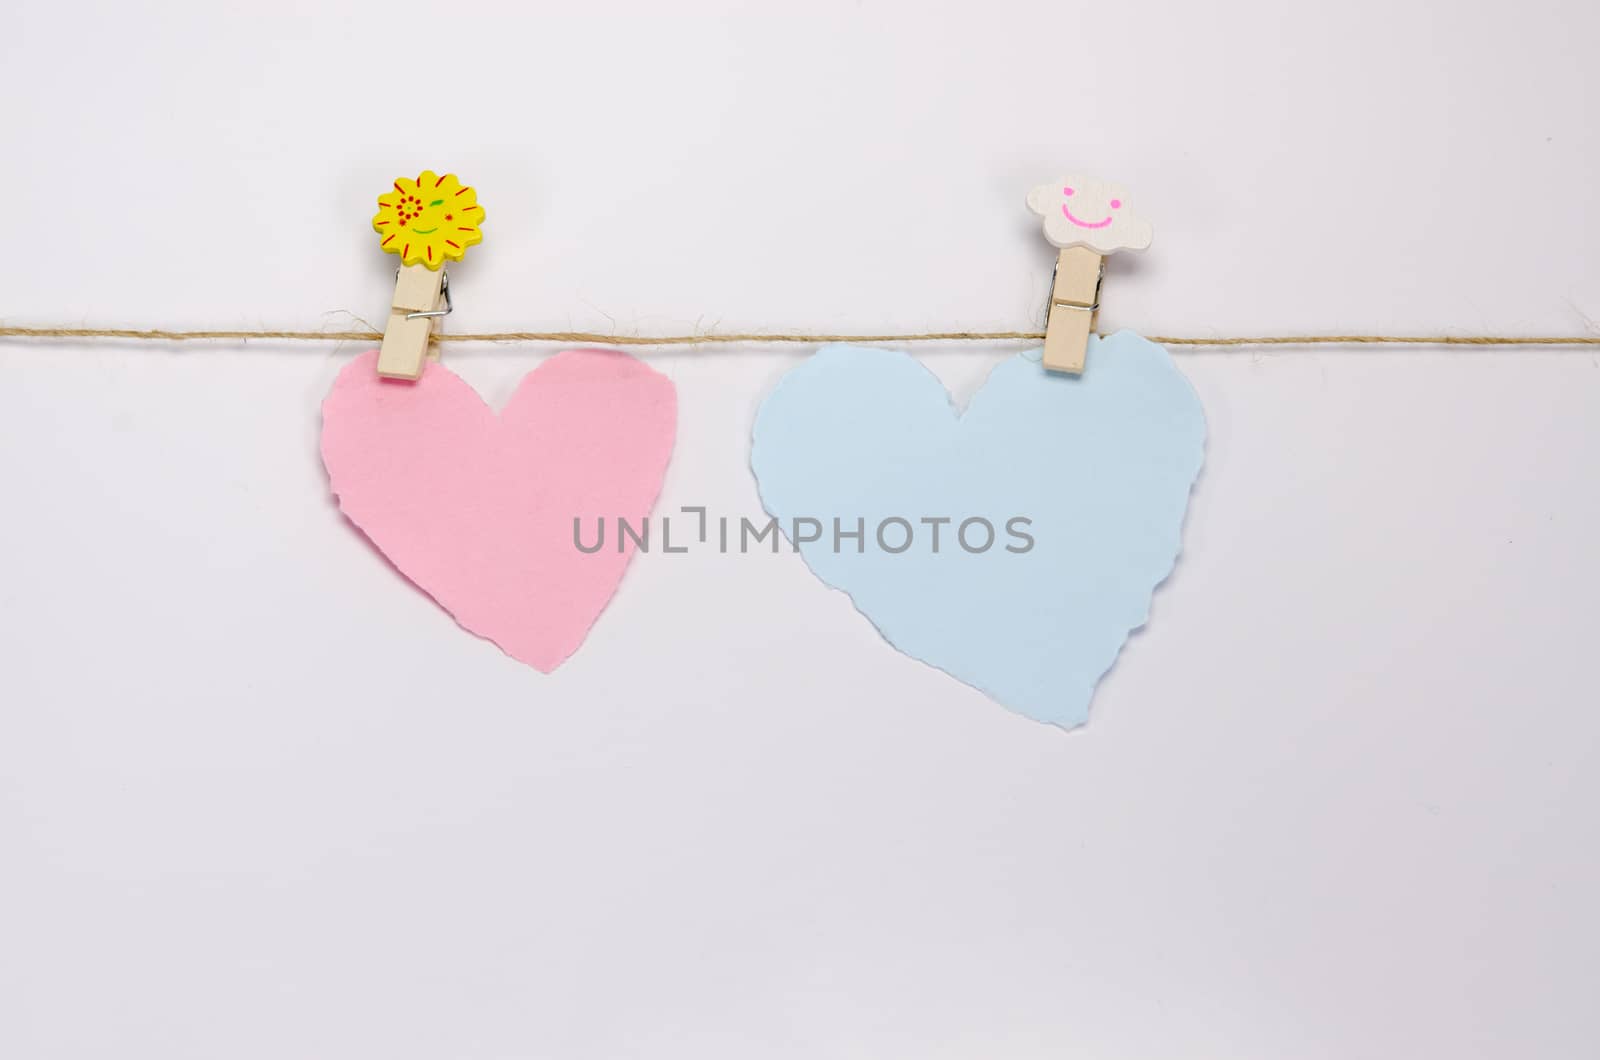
371,170,486,380
1026,175,1152,374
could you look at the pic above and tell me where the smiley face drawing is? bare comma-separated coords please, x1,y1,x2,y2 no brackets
373,171,486,269
1026,174,1152,255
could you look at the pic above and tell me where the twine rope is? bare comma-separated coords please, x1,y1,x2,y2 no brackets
1,325,1598,349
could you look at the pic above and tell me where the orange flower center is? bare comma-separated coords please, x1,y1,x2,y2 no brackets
395,193,426,227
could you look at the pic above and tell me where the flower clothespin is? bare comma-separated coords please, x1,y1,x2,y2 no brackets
372,170,486,380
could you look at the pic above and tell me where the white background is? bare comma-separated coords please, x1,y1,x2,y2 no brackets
3,2,1598,1057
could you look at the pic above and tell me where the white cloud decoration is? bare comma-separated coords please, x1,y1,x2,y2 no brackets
1026,174,1153,254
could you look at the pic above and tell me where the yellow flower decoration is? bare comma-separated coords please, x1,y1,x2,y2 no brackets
372,170,485,270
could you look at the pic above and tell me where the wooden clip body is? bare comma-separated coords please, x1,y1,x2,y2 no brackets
376,264,445,380
1042,246,1103,375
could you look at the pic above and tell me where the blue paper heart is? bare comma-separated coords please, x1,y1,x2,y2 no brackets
750,332,1206,728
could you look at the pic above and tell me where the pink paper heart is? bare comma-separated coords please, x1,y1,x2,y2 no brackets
320,349,676,671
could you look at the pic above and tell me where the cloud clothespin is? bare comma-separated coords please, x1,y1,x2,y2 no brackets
1026,175,1151,375
372,170,486,380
